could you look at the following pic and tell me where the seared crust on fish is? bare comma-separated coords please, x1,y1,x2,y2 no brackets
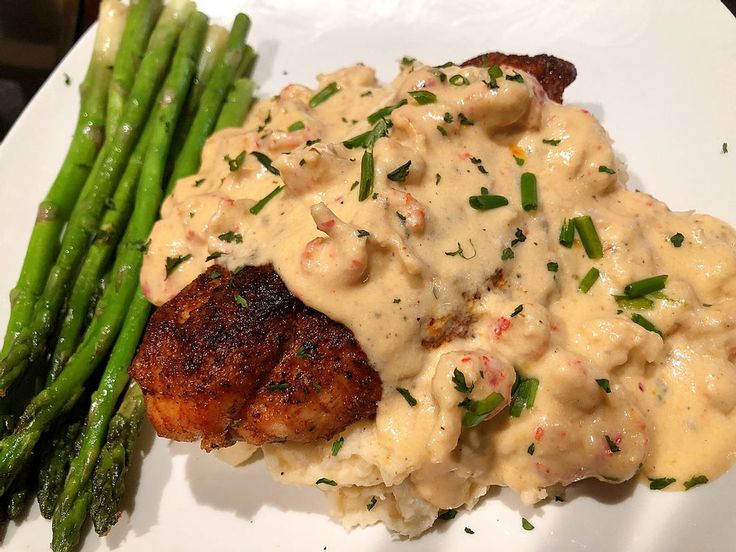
461,52,577,102
129,265,382,450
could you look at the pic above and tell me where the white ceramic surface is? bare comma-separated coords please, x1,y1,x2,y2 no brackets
1,1,735,550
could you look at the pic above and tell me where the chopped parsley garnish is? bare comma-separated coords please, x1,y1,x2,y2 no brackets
207,269,222,280
287,120,305,132
510,304,523,317
670,232,685,247
460,392,505,427
396,387,418,406
598,165,616,174
443,112,453,123
464,527,475,534
356,229,370,238
520,172,538,211
266,380,289,392
249,185,284,215
366,496,378,510
234,293,248,308
251,151,280,175
501,247,514,260
649,477,676,490
393,298,401,304
683,475,708,490
218,231,243,243
605,435,621,453
436,125,448,136
578,267,600,293
358,149,374,201
165,254,191,277
547,262,559,272
595,378,611,393
509,375,539,417
559,218,575,248
408,90,437,104
624,275,667,298
437,509,458,520
367,98,408,125
331,437,345,456
309,82,340,107
521,518,534,531
296,342,315,360
573,215,603,259
449,74,470,86
452,368,474,394
401,56,416,66
542,138,561,146
458,113,474,125
444,240,477,260
224,151,246,172
527,443,535,455
486,65,503,89
505,72,524,83
194,178,206,187
387,160,412,182
315,477,337,486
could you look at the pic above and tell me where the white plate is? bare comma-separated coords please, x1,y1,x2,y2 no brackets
2,1,736,550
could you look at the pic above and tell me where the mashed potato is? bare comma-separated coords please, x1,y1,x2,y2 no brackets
141,59,736,536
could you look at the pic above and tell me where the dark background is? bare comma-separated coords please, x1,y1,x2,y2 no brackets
0,0,735,141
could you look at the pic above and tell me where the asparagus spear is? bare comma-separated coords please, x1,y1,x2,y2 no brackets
168,24,228,165
106,0,163,137
37,409,85,519
0,0,195,395
215,77,255,130
47,102,157,382
48,16,208,544
0,0,127,357
167,13,251,191
90,382,145,535
50,481,91,552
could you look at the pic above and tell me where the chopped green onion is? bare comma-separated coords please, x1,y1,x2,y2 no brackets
387,160,412,182
509,378,538,417
206,251,223,262
249,185,284,215
520,172,538,211
514,156,525,166
315,477,337,486
683,475,708,490
614,295,653,310
578,267,600,293
438,509,458,520
343,118,389,149
547,262,559,272
649,477,676,490
559,219,575,247
469,193,508,211
501,247,514,260
366,496,378,510
309,82,340,107
464,527,475,534
367,98,408,124
443,112,453,123
486,65,502,89
287,120,305,132
670,233,684,247
436,125,448,136
521,518,534,531
449,74,470,86
506,72,524,83
630,313,663,336
251,151,280,175
722,142,728,154
408,90,437,104
458,113,474,125
598,165,616,174
624,275,667,298
542,138,561,146
358,149,374,201
510,304,523,317
331,437,345,456
605,435,620,453
595,378,611,393
401,56,416,66
573,216,603,259
527,443,535,455
218,231,242,243
461,392,505,427
266,380,289,392
444,241,476,260
397,387,417,406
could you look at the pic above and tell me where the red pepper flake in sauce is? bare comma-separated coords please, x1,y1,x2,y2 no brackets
493,317,511,337
535,427,545,441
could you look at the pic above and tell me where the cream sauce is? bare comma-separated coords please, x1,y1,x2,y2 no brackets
141,60,736,536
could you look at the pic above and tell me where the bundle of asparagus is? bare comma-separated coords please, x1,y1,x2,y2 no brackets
0,1,256,549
